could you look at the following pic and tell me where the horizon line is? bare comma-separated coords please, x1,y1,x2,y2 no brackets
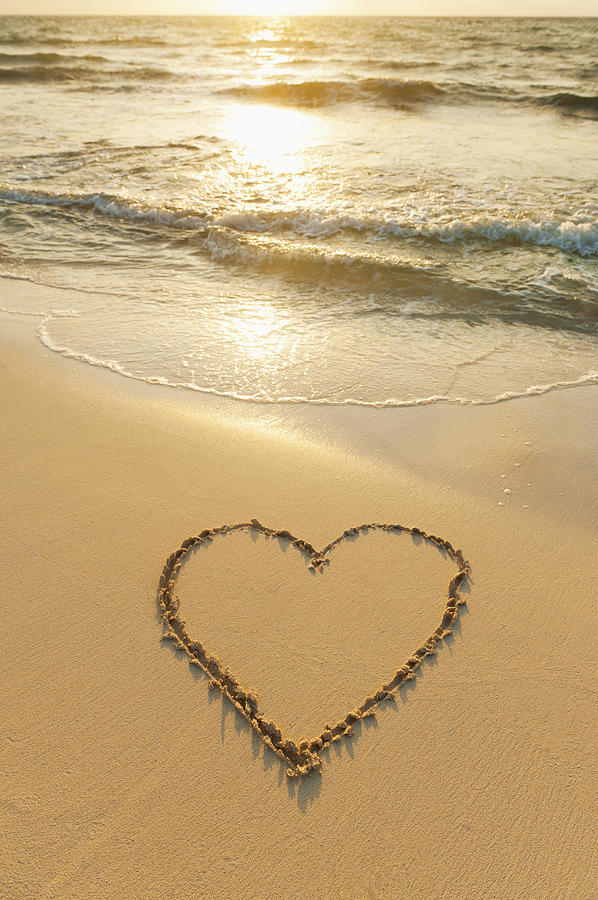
1,11,596,16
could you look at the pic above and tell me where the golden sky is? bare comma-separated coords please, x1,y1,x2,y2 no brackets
0,1,595,14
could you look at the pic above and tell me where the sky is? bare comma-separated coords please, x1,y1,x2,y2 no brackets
0,0,596,14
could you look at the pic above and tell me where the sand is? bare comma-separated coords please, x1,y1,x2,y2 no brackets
1,297,597,899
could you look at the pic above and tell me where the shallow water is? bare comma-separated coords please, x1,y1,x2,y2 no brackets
1,16,597,406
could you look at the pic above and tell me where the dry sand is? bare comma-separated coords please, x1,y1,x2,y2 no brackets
1,297,597,898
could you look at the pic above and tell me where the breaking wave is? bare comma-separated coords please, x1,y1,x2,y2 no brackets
0,186,211,231
218,209,598,258
1,186,596,259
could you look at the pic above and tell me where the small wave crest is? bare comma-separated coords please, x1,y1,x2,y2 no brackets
536,92,598,120
216,37,322,50
0,50,108,64
0,34,170,47
0,62,176,85
203,225,429,287
222,77,445,108
221,77,598,121
202,227,526,317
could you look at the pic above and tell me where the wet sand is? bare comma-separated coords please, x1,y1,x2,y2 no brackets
1,308,597,898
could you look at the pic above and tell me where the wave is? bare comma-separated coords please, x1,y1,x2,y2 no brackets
216,38,323,50
221,77,598,121
221,77,445,108
371,58,442,70
578,64,598,80
0,50,108,64
0,186,211,230
0,35,170,47
536,92,598,120
0,62,177,85
219,77,534,112
0,64,94,84
521,44,559,53
1,186,597,259
202,226,519,311
293,57,443,70
221,209,598,259
201,227,598,331
83,36,171,47
10,135,220,166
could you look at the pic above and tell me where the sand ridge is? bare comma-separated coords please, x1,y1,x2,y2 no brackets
158,518,470,777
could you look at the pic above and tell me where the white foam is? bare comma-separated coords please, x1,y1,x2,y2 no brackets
34,314,598,411
2,184,597,257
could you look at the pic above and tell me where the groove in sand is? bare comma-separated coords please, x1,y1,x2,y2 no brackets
158,519,470,778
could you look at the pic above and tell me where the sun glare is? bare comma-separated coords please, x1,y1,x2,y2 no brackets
222,103,317,175
216,18,321,177
227,299,290,382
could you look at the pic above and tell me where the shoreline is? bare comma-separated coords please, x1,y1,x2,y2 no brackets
3,272,598,427
1,300,597,897
4,291,597,535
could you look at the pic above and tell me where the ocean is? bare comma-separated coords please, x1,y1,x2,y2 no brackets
1,15,597,407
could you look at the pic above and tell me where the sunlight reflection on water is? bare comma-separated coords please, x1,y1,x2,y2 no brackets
222,103,318,175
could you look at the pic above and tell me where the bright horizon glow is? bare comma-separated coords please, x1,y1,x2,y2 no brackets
1,1,597,16
213,0,328,12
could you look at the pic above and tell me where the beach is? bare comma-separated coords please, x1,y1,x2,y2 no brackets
2,13,597,896
1,283,597,898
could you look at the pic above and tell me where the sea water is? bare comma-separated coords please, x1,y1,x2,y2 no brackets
0,15,597,406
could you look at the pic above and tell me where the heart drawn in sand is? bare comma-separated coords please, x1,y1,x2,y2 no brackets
158,519,470,778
